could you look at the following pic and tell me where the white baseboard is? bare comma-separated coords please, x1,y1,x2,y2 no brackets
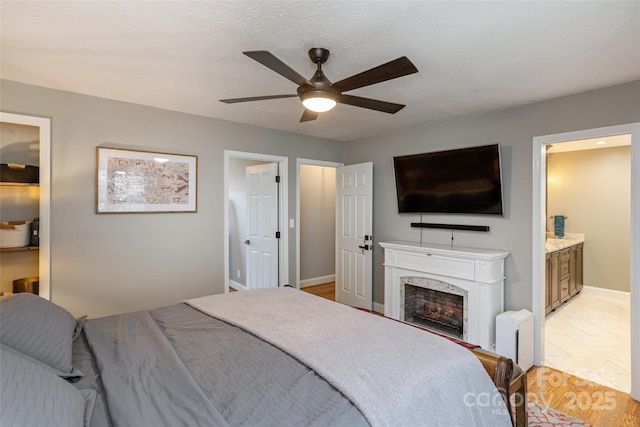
300,274,335,288
373,301,384,314
228,280,247,292
582,285,630,301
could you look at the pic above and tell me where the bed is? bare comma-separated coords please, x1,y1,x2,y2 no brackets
0,288,526,427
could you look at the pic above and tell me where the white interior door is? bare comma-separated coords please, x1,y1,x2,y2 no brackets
335,162,373,309
245,163,279,289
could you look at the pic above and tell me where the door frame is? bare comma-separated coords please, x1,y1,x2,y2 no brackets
0,112,51,300
224,150,288,292
295,158,343,289
532,122,640,400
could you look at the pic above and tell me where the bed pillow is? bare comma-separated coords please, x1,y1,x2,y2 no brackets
0,293,79,377
0,345,88,427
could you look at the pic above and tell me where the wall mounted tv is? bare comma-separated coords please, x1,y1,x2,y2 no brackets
393,144,504,215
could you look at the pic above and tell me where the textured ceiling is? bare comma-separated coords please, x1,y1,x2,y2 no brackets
1,1,639,142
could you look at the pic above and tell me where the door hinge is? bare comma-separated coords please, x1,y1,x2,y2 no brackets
275,175,281,183
275,231,281,239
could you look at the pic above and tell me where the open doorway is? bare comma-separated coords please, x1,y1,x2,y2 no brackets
295,159,342,289
224,150,288,292
0,112,51,300
545,135,630,392
532,122,640,401
296,159,374,310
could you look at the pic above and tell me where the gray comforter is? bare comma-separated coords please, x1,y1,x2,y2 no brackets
187,288,512,427
82,302,369,427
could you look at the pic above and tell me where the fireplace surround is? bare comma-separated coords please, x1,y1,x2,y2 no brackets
380,241,509,350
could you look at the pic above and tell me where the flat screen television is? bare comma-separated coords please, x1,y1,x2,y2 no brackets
393,144,504,215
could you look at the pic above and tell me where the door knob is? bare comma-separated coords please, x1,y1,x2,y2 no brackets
244,240,250,245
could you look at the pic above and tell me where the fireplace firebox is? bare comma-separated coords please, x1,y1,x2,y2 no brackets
405,285,464,338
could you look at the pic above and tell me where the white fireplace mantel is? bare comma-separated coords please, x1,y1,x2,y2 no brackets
380,241,509,350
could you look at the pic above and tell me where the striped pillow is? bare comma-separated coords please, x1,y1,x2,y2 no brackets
0,293,79,377
0,345,88,427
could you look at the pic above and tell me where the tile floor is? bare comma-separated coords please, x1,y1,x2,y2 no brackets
544,286,631,392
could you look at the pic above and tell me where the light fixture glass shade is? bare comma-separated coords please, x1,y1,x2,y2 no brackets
302,96,337,113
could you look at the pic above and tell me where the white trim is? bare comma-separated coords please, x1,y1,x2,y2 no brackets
581,285,631,302
224,150,289,293
300,274,336,288
0,112,51,301
295,158,343,289
372,301,384,314
532,122,640,401
228,280,247,292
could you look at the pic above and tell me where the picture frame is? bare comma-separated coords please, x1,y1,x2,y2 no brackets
96,147,197,213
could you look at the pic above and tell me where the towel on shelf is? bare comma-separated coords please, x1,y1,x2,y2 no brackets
554,215,565,237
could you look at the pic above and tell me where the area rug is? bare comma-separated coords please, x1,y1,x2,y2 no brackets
527,401,593,427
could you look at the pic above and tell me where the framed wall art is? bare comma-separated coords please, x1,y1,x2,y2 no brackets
96,147,197,213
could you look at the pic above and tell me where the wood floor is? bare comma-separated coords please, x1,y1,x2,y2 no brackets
302,283,640,427
526,365,640,426
302,282,336,301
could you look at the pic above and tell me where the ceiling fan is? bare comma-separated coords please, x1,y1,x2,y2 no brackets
220,48,418,122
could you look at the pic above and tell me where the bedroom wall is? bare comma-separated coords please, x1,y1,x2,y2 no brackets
344,80,640,311
0,79,344,318
4,78,638,317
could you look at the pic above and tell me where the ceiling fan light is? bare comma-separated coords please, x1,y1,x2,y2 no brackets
302,96,337,113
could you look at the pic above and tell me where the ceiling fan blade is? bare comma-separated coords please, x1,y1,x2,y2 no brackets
337,94,405,114
243,51,311,86
300,109,319,122
220,94,297,104
331,57,418,93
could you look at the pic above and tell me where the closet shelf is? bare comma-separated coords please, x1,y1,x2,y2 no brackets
0,246,39,253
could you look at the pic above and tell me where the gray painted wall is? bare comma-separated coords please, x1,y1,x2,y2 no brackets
1,79,343,318
547,146,631,292
343,80,640,310
3,79,639,317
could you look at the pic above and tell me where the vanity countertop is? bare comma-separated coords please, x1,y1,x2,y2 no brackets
545,232,585,253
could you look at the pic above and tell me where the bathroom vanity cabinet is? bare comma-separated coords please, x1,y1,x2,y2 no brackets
545,242,583,314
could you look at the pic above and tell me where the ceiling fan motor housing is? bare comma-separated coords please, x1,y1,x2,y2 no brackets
297,67,338,103
297,48,337,103
308,47,330,64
